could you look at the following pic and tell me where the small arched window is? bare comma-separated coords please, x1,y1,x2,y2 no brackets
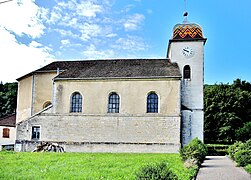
70,92,82,112
108,92,120,113
183,65,191,79
43,101,52,109
147,92,158,113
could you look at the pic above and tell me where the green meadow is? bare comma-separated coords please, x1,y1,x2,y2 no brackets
0,151,197,179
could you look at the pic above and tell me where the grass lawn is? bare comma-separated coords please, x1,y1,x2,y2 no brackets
0,151,197,179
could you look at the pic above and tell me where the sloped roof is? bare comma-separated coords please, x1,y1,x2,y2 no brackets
0,114,16,127
17,59,181,81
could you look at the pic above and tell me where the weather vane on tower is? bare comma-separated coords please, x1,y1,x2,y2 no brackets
183,0,188,23
0,0,22,5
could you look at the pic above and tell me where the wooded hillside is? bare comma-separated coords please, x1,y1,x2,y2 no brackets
0,82,17,118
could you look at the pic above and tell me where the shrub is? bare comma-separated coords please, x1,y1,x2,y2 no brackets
234,149,251,167
228,139,251,167
244,164,251,174
135,161,178,180
206,144,229,156
180,138,208,166
228,141,243,160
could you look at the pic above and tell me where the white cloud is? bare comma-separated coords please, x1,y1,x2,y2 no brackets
123,13,145,31
76,1,103,18
80,23,101,41
113,35,147,51
0,0,46,38
61,39,70,45
82,44,115,59
47,8,62,24
106,33,117,38
55,0,103,19
0,27,54,82
54,29,79,39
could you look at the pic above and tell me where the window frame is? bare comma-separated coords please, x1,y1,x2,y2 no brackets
108,92,120,113
70,92,82,113
147,92,159,113
2,128,10,138
43,101,52,109
31,126,40,140
183,65,191,79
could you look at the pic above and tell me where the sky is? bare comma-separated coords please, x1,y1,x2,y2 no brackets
0,0,250,84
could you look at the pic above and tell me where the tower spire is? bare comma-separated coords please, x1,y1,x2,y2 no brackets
183,0,188,23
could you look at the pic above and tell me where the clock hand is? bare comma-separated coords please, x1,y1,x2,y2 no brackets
183,49,189,53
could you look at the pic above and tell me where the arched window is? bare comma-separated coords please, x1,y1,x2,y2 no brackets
70,92,82,112
43,101,52,109
108,92,120,113
147,92,158,113
183,65,191,79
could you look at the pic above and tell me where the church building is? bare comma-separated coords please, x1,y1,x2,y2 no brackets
15,13,206,153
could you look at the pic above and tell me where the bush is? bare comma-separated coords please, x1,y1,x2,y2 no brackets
180,138,208,166
244,164,251,173
135,161,178,180
234,150,251,167
228,139,251,167
228,141,243,160
206,144,229,156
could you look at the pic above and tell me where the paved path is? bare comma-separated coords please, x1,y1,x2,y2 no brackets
196,156,251,180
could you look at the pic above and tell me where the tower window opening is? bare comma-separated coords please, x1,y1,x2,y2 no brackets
183,65,191,79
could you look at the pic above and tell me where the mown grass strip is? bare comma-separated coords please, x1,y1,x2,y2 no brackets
0,151,197,179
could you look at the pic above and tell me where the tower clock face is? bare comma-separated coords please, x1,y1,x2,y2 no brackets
182,47,193,57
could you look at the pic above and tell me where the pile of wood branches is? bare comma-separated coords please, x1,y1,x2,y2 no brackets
32,142,64,152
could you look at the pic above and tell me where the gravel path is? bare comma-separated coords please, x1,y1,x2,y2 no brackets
196,156,251,180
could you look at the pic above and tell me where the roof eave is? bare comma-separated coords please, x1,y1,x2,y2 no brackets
54,76,182,81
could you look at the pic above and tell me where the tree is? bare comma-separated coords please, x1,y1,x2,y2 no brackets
204,79,251,144
0,82,18,118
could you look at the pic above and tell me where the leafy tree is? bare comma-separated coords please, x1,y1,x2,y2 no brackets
0,82,18,118
204,79,251,144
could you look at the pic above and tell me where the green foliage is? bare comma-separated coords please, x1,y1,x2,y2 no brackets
0,82,18,118
206,144,229,156
135,161,178,180
244,164,251,173
204,79,251,144
228,141,243,160
0,152,197,180
234,150,251,167
236,122,251,141
229,140,251,167
180,138,208,166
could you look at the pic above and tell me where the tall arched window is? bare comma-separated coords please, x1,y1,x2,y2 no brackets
70,92,82,112
147,92,158,113
108,92,120,113
183,65,191,79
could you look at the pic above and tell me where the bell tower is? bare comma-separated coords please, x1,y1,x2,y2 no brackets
167,12,207,145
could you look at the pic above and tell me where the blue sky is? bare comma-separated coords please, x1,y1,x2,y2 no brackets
0,0,250,84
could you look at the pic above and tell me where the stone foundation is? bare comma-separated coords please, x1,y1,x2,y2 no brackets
15,140,180,153
16,113,181,153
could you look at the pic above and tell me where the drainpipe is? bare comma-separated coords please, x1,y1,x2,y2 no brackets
52,68,59,113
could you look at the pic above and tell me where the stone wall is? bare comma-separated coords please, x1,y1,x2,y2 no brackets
16,113,181,153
